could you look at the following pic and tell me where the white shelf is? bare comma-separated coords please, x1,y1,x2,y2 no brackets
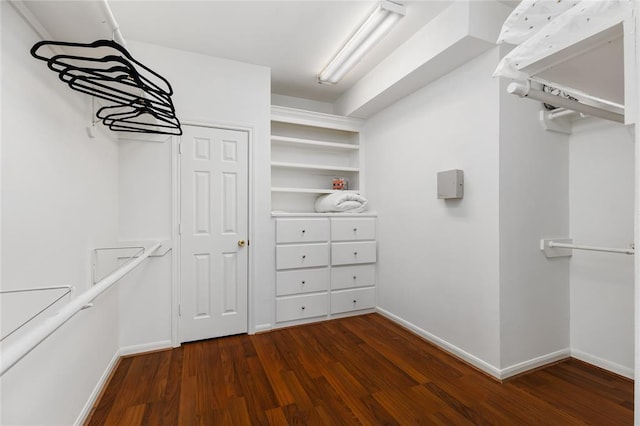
271,135,359,151
272,212,377,217
271,105,365,132
271,187,359,194
271,106,364,213
271,161,359,173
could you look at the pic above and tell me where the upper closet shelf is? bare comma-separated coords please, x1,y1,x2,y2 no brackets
271,135,359,151
271,162,359,173
271,106,364,132
494,0,636,125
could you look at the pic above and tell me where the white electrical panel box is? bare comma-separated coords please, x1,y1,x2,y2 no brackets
437,169,464,199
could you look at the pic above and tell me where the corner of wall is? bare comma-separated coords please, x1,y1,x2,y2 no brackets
497,69,571,370
467,0,513,44
376,308,502,379
74,348,122,426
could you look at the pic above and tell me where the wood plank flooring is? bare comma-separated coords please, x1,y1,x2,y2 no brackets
86,314,633,425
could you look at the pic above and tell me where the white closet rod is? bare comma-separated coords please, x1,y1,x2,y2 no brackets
0,242,161,377
548,241,634,255
507,81,624,123
98,0,126,47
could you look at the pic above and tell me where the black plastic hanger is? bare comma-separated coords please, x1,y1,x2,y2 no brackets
49,54,174,106
31,40,173,96
59,67,175,116
30,39,181,136
97,103,182,135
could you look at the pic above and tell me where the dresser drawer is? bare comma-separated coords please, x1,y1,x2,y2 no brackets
331,287,376,314
277,218,329,243
331,241,377,265
277,268,329,296
331,264,376,290
276,243,329,270
331,218,376,241
276,293,328,322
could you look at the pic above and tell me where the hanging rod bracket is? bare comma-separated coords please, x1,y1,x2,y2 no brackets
539,110,574,134
540,238,573,258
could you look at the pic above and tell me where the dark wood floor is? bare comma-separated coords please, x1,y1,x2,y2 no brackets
87,313,633,425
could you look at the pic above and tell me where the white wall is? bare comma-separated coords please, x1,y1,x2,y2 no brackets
0,2,120,424
118,41,273,347
365,45,573,377
118,136,174,350
569,119,634,377
364,48,503,370
498,78,571,370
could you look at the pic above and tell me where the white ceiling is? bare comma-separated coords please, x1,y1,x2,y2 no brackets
23,1,453,103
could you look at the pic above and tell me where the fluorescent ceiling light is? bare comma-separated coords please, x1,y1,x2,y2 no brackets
318,0,405,85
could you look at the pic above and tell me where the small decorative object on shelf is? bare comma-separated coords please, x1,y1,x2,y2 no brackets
333,177,348,190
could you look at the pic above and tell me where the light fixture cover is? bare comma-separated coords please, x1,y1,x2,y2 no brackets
318,0,405,84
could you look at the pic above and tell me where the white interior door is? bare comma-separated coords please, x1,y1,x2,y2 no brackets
179,125,248,343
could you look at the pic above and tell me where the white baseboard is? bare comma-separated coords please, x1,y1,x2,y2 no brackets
500,348,571,379
120,340,173,357
377,307,576,381
376,307,502,379
74,340,173,425
253,323,273,334
571,348,634,379
74,349,121,426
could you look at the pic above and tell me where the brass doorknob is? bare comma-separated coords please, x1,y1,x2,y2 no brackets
237,240,246,247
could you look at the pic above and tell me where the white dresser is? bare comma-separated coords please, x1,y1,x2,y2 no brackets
274,215,377,326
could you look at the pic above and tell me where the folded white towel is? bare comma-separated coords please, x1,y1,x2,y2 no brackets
315,192,368,213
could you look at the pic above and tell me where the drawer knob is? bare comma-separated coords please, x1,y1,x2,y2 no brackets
302,229,306,234
301,280,306,285
354,252,358,256
302,255,306,259
301,306,306,310
353,300,357,304
353,228,357,232
353,276,357,280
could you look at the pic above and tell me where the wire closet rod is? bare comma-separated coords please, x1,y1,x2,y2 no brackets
0,285,74,343
0,285,73,295
0,242,161,377
548,241,634,255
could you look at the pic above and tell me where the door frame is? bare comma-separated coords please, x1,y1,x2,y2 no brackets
171,120,255,347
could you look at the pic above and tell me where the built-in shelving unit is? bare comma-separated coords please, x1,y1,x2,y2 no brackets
271,106,365,213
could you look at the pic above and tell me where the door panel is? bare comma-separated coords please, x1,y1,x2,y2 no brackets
180,126,248,343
